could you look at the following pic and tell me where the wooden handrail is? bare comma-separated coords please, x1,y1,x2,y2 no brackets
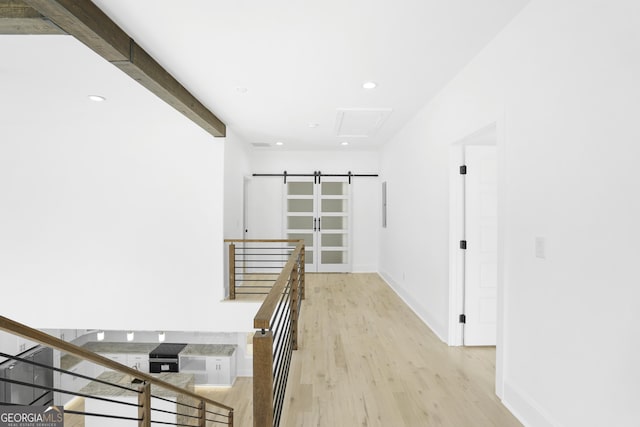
253,242,304,330
0,316,234,413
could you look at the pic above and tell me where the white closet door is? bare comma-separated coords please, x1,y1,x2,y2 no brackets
284,178,351,272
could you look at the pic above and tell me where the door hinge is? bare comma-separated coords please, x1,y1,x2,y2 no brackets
459,165,467,175
460,240,467,250
459,314,466,324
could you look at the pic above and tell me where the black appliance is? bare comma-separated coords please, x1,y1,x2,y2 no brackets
149,343,187,373
0,346,54,406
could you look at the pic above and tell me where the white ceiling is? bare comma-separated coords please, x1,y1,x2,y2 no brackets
4,0,531,150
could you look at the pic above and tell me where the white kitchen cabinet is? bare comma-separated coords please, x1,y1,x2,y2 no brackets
0,334,35,359
16,336,37,354
100,353,148,373
128,354,149,373
179,354,234,386
206,357,231,385
179,355,208,384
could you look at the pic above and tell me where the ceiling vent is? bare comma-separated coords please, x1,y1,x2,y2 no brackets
251,142,271,148
335,108,392,138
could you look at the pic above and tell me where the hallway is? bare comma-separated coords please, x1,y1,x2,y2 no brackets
201,273,521,426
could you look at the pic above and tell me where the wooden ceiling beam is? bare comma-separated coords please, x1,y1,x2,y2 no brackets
16,0,226,137
0,0,65,34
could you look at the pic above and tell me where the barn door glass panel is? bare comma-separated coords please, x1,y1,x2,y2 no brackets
286,180,315,268
318,180,350,272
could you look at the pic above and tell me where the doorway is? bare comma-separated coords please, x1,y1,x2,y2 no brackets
449,124,498,347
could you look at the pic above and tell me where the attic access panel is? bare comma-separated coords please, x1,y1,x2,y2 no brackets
335,108,393,138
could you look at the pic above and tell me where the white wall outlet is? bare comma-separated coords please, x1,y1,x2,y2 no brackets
535,237,546,259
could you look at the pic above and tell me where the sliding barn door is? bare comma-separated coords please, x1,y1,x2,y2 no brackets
285,178,351,272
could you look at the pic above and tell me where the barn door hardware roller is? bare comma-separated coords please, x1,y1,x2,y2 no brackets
253,171,379,184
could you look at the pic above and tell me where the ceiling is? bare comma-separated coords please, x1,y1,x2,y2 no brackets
4,0,531,151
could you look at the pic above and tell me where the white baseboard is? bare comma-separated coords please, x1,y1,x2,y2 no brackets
502,381,563,427
378,271,447,343
352,264,377,273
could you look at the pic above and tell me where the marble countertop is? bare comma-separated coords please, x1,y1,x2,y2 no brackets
83,342,159,354
79,371,194,398
60,354,83,371
61,342,236,370
182,344,236,357
61,342,158,371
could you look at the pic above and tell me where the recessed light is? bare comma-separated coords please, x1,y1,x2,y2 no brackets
126,331,134,341
341,141,349,146
96,331,105,341
88,95,106,102
275,141,284,146
362,81,377,89
236,87,248,94
308,122,319,128
158,332,166,342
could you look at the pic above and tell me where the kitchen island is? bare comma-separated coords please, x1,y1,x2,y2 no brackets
57,342,237,406
80,371,197,426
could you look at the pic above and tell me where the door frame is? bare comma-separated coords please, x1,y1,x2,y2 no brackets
447,120,507,398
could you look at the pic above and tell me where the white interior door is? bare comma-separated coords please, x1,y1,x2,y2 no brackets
463,145,498,346
285,178,351,272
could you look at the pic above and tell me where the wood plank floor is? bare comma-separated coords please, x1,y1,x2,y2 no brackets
200,273,522,427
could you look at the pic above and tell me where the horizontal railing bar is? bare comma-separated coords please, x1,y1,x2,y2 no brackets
254,243,298,326
236,251,296,256
224,239,300,243
273,337,294,427
29,395,52,406
235,248,295,251
235,259,289,262
237,280,277,284
235,292,271,295
64,409,142,422
271,306,290,334
151,394,200,411
272,324,292,379
237,266,287,269
149,419,198,427
0,316,233,413
0,377,143,408
0,351,139,393
238,275,279,277
205,409,230,418
237,275,279,278
150,406,201,421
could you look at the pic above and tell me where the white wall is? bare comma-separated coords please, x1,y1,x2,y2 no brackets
248,150,380,271
0,36,261,335
223,129,251,239
380,1,640,426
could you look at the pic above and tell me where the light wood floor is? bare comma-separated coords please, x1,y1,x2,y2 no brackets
200,273,522,427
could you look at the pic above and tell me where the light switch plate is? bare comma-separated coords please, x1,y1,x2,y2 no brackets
535,237,546,259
